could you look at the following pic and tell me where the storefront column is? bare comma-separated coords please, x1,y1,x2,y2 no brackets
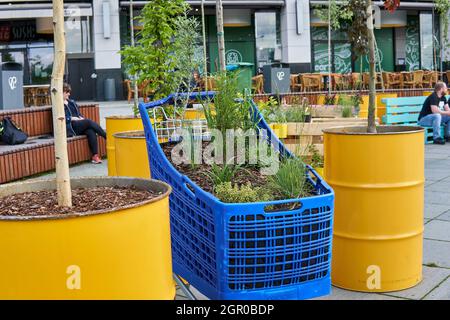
280,0,312,72
92,0,123,100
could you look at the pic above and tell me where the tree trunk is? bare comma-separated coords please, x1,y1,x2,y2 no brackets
216,0,226,72
367,1,377,133
201,0,208,90
51,0,72,206
328,0,332,94
129,0,139,113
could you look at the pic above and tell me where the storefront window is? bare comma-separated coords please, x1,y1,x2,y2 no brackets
65,16,92,53
311,27,352,73
255,12,281,67
420,13,434,70
29,45,53,84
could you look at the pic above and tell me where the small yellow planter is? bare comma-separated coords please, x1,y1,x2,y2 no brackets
269,123,281,138
358,95,370,118
376,93,397,123
324,126,424,292
184,109,205,120
313,167,324,177
106,116,144,176
0,177,174,300
114,131,151,179
272,123,288,138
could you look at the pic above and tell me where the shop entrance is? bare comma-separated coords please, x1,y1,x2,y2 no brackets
67,58,95,101
207,16,256,74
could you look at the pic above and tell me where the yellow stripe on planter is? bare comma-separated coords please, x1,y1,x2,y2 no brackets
114,131,150,179
0,177,174,299
106,116,144,176
324,126,424,292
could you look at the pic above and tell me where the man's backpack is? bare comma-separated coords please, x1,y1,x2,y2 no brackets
0,117,28,145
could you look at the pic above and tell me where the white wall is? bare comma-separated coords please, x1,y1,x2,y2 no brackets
280,0,311,64
92,0,121,70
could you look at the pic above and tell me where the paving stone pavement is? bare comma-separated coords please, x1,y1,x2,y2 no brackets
31,105,450,300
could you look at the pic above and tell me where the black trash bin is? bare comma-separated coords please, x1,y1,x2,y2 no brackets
0,62,24,110
262,63,291,94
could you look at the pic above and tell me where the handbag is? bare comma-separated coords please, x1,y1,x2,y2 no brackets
0,117,28,145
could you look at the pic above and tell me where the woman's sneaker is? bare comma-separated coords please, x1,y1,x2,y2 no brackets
433,137,445,145
91,154,102,164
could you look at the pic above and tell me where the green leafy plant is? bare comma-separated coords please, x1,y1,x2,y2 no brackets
341,105,353,118
214,182,271,203
121,0,189,99
324,93,337,105
202,72,257,136
269,158,311,199
338,94,354,118
202,72,241,132
285,98,311,122
171,14,204,107
205,163,240,187
435,0,450,50
351,94,362,116
257,96,279,122
313,0,353,30
308,145,324,168
346,0,370,58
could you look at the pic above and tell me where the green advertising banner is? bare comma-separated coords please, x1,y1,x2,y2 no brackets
312,27,352,73
334,43,352,73
313,42,330,73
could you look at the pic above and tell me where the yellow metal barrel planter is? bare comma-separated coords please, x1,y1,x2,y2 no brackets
0,177,174,300
324,126,424,292
114,131,151,179
106,116,144,176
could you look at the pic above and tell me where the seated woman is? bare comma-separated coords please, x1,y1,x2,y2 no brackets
63,83,106,164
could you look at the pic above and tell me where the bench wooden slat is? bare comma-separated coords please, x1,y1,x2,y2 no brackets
383,113,420,124
382,96,427,106
385,105,422,114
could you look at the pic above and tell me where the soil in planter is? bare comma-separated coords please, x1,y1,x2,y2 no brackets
0,186,159,217
161,141,315,201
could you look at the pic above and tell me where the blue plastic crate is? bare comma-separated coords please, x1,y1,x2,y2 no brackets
139,92,334,300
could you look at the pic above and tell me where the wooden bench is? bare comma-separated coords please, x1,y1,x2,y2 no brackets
0,104,106,184
381,96,448,144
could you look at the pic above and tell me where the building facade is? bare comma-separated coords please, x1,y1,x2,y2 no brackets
0,0,122,101
0,0,447,101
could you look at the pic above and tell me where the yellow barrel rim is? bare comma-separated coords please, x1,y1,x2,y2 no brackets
0,177,171,221
323,125,424,135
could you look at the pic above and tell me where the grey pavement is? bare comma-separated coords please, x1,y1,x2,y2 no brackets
25,102,450,300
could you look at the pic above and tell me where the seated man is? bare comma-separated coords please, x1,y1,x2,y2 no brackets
418,81,450,145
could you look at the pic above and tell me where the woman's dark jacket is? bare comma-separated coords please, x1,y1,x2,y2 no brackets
64,99,82,137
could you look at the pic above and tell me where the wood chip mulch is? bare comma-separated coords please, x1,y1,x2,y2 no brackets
0,186,159,217
162,141,274,194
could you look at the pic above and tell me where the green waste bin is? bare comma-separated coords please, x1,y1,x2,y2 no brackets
226,62,253,93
